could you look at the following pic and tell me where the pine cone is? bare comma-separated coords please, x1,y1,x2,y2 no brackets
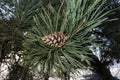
42,32,67,48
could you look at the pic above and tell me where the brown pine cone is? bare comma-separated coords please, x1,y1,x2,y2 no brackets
42,32,67,48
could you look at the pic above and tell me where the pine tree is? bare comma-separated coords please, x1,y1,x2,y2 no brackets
23,0,112,79
0,0,113,80
90,0,120,79
0,0,44,80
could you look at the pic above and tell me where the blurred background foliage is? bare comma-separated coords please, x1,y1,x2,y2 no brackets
0,0,120,80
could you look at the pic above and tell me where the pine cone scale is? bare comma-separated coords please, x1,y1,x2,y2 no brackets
42,32,67,48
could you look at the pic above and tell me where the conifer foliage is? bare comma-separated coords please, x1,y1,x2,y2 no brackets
23,0,111,79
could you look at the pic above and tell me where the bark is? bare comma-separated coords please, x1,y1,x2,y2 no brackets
63,72,70,80
90,56,115,80
44,78,49,80
44,74,49,80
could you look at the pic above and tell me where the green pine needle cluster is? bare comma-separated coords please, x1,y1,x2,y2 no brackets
23,0,111,78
